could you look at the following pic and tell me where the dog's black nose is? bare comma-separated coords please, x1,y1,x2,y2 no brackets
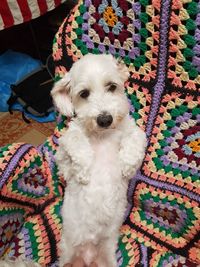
97,113,113,128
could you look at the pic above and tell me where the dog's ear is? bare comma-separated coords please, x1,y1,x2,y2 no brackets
51,74,74,117
116,58,130,83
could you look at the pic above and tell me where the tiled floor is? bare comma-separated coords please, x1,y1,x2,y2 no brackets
0,111,55,147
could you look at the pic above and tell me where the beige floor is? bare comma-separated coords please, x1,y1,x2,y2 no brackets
0,111,56,147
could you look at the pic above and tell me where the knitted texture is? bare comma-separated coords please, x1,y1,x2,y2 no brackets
0,0,200,266
53,0,200,265
0,116,67,266
53,0,160,83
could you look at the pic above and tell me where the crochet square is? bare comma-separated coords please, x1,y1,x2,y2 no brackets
53,0,161,83
0,140,63,262
0,204,28,258
3,197,63,266
122,180,200,262
148,250,198,267
167,0,200,92
142,91,200,194
118,232,199,267
0,144,53,205
117,235,142,267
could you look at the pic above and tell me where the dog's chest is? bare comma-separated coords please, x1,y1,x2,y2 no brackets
90,133,121,181
63,132,128,239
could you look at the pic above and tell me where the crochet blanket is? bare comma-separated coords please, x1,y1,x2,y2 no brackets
0,116,67,266
1,0,200,266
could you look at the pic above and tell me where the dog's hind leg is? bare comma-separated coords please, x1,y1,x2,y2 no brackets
96,238,118,267
59,237,76,267
79,243,98,266
63,257,85,267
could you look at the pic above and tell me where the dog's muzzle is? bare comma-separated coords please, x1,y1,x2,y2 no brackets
97,112,113,128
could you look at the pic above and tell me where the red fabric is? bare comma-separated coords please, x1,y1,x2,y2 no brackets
37,0,48,15
16,0,32,23
0,0,65,30
0,0,14,28
54,0,62,7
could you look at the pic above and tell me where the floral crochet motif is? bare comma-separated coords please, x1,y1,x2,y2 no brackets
103,6,118,27
98,0,123,35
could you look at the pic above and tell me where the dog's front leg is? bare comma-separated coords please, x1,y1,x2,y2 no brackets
56,122,94,184
119,116,147,180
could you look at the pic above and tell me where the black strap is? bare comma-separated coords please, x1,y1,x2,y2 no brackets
7,94,18,114
22,111,31,124
7,95,31,123
22,106,31,123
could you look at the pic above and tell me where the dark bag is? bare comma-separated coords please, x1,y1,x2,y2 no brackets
7,66,54,123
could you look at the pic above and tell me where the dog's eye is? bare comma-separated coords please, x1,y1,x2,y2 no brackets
79,89,90,99
107,83,117,92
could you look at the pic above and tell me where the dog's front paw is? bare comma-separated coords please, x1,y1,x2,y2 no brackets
119,124,147,180
74,164,91,185
119,158,137,179
119,143,146,180
76,173,90,185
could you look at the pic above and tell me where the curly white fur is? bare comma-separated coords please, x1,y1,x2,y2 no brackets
53,54,147,267
0,54,147,267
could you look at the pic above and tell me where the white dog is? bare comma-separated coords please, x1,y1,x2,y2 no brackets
0,54,146,267
52,54,147,267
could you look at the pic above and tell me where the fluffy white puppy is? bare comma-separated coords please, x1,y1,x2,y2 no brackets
52,54,147,267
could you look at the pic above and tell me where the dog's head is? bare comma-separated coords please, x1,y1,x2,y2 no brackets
51,54,130,132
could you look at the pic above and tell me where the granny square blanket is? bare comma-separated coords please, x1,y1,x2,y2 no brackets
0,0,200,266
0,117,67,266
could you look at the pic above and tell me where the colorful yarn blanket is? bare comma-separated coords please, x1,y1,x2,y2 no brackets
0,116,67,266
1,0,200,266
